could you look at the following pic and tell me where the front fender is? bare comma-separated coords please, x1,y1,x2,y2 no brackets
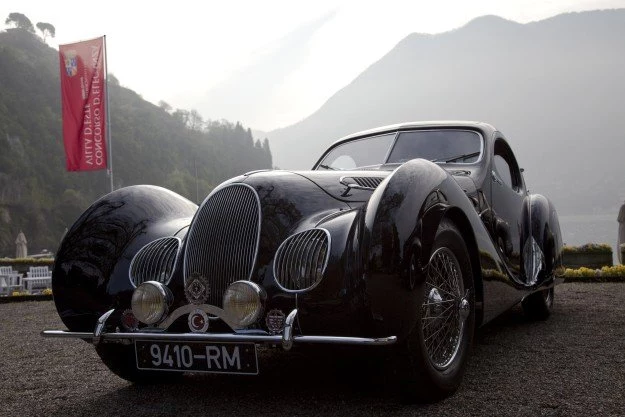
363,160,475,338
52,185,197,332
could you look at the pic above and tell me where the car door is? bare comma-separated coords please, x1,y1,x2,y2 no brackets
488,138,528,281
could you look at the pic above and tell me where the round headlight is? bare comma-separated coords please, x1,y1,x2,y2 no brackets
223,281,263,327
131,281,173,325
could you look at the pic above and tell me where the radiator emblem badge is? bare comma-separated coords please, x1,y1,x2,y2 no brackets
185,273,210,305
265,309,286,335
188,309,209,333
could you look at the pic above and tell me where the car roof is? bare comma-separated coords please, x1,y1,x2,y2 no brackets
335,121,496,143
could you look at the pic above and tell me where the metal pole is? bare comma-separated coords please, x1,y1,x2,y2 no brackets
103,35,114,193
195,157,199,203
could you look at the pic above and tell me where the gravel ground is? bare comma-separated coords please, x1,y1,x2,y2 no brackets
1,282,624,416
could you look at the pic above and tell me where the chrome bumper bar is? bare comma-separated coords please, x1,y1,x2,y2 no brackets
41,308,397,351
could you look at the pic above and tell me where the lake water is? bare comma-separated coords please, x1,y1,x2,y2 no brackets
559,214,620,264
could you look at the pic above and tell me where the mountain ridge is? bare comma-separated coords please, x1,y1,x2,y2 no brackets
267,9,625,217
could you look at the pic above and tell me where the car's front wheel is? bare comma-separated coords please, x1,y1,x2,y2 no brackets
398,220,475,403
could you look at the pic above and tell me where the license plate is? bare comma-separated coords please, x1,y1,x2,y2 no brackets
135,340,258,375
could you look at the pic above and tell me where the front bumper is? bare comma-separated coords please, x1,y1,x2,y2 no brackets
42,308,397,351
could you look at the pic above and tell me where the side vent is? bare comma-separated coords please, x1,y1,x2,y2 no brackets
130,237,181,286
274,229,330,292
339,176,385,190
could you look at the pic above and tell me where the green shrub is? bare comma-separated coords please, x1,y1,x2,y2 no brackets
562,243,612,254
0,257,54,266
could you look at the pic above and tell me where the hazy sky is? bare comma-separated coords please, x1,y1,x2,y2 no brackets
2,0,624,131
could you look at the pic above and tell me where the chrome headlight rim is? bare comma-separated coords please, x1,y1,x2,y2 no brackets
223,280,264,327
273,228,331,293
131,281,174,325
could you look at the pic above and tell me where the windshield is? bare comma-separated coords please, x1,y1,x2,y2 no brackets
316,129,482,170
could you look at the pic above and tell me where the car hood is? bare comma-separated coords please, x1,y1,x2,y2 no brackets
242,169,392,203
240,165,478,205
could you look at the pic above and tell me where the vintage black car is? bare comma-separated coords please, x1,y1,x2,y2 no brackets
44,121,563,402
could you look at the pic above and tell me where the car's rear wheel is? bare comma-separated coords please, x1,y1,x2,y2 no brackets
521,287,554,320
96,344,182,383
399,220,475,403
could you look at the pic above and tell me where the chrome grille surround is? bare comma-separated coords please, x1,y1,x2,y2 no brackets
184,183,261,307
129,237,181,287
273,228,331,292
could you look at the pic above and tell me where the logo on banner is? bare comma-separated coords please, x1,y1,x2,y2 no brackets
63,51,78,77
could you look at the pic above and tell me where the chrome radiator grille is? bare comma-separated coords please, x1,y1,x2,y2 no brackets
184,183,261,307
129,237,180,286
273,228,330,291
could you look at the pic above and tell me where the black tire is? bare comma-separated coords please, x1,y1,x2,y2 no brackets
398,220,475,403
96,344,183,383
521,287,554,320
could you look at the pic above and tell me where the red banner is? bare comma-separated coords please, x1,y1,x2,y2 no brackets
59,36,107,171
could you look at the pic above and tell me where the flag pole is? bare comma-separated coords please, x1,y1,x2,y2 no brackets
103,35,114,193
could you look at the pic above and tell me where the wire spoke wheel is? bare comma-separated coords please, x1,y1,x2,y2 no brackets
422,247,468,370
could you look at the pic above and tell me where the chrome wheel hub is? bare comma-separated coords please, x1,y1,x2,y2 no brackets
421,247,469,370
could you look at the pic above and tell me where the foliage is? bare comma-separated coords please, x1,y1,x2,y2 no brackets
5,13,34,32
0,29,273,256
11,290,29,296
564,264,625,280
35,22,55,43
41,288,52,295
562,243,613,254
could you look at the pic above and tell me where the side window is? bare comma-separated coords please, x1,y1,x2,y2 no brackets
493,155,513,189
493,138,523,192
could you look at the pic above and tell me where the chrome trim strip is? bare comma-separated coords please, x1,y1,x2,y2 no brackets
158,303,243,330
42,330,397,347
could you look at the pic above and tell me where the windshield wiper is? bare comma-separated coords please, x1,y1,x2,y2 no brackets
431,151,480,163
318,164,338,171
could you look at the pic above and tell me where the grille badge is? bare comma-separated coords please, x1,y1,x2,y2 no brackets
185,273,210,305
265,309,286,335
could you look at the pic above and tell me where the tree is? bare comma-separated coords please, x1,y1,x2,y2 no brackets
35,22,55,43
188,110,203,131
5,13,35,32
172,109,190,127
108,73,120,86
158,100,172,113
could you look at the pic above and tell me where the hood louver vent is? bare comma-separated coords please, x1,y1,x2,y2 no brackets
339,176,385,190
129,237,181,286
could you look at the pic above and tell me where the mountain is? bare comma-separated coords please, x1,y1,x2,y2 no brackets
267,9,625,217
0,28,272,257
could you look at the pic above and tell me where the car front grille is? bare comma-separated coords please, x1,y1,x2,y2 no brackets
273,228,330,291
184,183,261,307
129,237,180,286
